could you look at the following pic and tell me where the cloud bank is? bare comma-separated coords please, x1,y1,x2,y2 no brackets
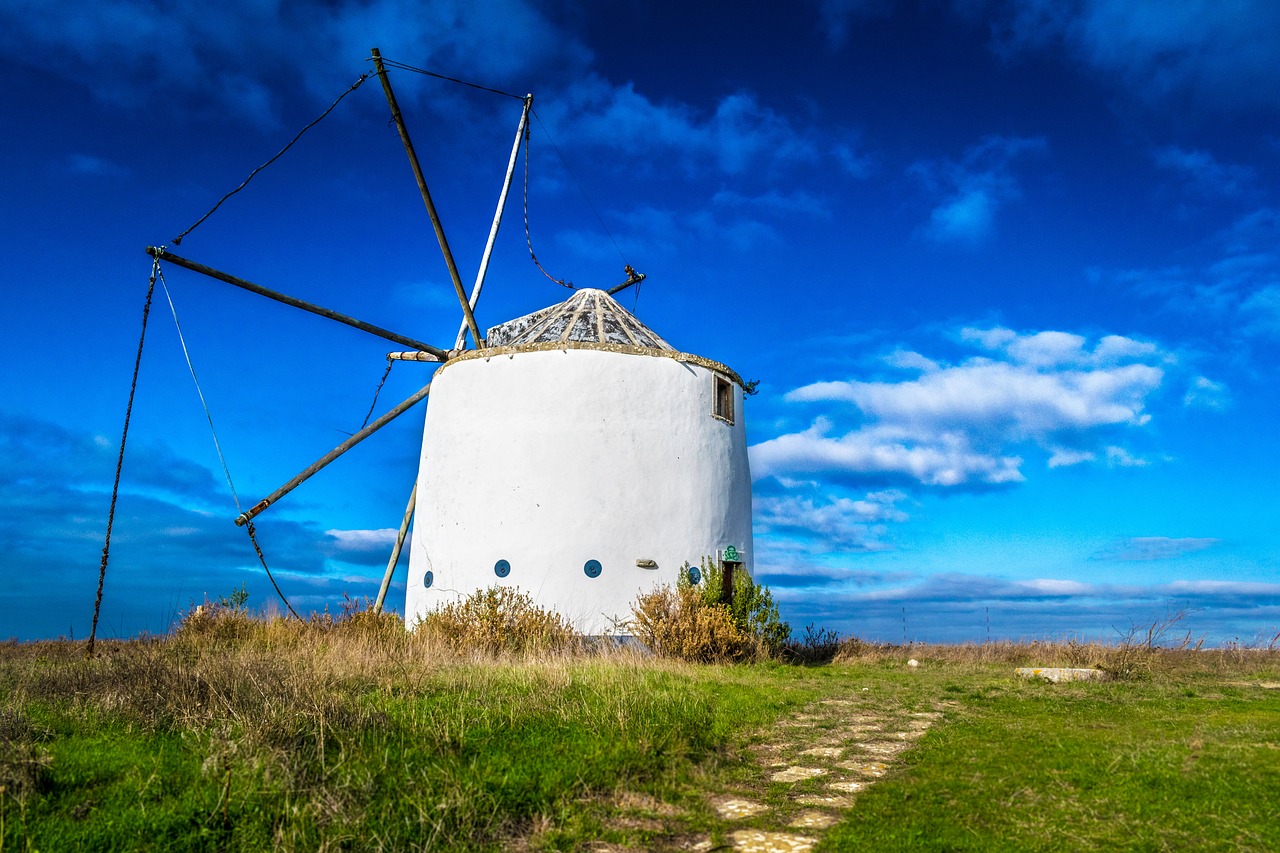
983,0,1280,112
752,326,1166,488
0,412,404,640
767,570,1280,646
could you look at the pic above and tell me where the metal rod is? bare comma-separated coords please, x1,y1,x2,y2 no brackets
370,47,483,350
374,481,416,613
606,265,646,296
146,247,448,358
234,382,432,526
454,95,532,350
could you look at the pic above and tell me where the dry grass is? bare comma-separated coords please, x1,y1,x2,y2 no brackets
831,636,1280,680
0,606,728,850
3,596,1277,850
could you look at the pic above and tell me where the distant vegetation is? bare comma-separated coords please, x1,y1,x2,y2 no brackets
2,590,1277,850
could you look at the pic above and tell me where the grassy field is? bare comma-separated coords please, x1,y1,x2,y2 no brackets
819,658,1280,851
2,620,1278,851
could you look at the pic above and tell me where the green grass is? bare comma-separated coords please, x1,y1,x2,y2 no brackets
2,629,1278,851
820,670,1280,852
0,637,834,851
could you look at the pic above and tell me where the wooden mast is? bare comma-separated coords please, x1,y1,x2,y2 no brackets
371,47,483,349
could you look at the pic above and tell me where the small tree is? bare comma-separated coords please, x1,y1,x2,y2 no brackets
684,557,790,656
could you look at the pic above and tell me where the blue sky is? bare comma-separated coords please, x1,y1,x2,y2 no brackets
1,0,1277,644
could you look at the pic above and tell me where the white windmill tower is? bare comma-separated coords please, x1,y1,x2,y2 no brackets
407,287,754,634
125,49,752,637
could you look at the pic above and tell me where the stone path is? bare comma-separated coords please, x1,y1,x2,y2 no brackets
592,689,945,852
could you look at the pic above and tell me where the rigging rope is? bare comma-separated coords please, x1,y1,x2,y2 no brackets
371,57,524,101
157,266,301,621
88,256,159,658
523,119,574,289
530,108,631,271
159,268,238,505
361,357,395,431
171,72,371,246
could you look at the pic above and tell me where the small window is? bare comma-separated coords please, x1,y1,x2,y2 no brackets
713,375,734,423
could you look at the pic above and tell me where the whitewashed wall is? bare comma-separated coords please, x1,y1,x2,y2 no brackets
405,347,753,634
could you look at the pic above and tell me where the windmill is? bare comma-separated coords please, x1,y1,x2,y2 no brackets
97,49,752,643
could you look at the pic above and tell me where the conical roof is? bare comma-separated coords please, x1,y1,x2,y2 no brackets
485,288,673,350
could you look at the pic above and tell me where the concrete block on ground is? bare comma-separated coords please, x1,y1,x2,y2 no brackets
1017,667,1107,683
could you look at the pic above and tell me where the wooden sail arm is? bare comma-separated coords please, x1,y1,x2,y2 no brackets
234,381,432,526
145,247,449,359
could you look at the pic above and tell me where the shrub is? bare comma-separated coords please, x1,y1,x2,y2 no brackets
628,558,790,663
415,587,578,655
687,558,790,657
172,595,258,645
785,624,845,664
629,584,754,663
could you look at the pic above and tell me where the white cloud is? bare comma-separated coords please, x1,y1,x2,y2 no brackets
910,135,1048,245
752,418,1026,487
1020,578,1092,595
1183,376,1231,410
1047,447,1094,468
1154,146,1256,198
754,489,909,551
325,527,397,549
788,354,1160,437
982,0,1280,112
884,349,940,372
816,0,895,47
1094,334,1161,363
753,326,1166,487
66,153,130,178
544,76,858,179
323,527,400,565
1104,446,1147,467
0,0,580,125
1095,536,1220,561
1108,207,1280,341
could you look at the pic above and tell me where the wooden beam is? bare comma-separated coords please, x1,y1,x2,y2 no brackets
370,47,483,350
146,247,449,358
234,382,432,526
374,481,416,613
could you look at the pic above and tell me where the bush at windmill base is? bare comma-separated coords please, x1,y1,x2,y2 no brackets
628,584,754,663
688,557,790,657
628,558,790,663
415,586,578,654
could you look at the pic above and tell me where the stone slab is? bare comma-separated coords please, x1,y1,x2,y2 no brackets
1016,667,1107,683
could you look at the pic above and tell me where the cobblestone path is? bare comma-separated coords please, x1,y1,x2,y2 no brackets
593,688,946,852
